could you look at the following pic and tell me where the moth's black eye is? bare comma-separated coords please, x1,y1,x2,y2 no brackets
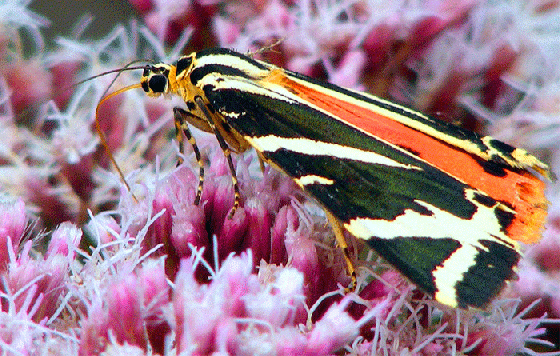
149,75,168,93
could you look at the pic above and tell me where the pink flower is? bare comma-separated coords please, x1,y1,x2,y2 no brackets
0,198,26,270
1,222,80,323
137,0,217,46
171,252,382,355
1,0,560,354
465,301,554,356
79,260,170,355
3,60,53,117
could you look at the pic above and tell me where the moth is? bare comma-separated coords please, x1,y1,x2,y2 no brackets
100,48,550,309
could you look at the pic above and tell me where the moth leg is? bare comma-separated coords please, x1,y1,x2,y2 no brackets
325,210,357,292
173,107,204,205
257,155,266,172
194,97,241,218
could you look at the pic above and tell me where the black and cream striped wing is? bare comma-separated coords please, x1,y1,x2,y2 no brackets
199,74,520,309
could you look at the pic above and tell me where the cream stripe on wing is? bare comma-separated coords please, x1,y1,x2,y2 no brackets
344,191,518,307
344,195,513,248
431,244,478,307
295,175,335,187
246,135,422,171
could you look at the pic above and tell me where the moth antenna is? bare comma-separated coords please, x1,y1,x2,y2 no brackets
73,59,148,88
95,84,143,201
77,60,149,203
253,38,284,55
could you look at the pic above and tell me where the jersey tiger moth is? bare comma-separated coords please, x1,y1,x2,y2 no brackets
98,47,550,309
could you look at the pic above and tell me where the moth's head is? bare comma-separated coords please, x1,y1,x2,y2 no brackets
140,63,174,96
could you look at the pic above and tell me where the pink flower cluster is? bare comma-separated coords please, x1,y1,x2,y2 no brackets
0,0,559,354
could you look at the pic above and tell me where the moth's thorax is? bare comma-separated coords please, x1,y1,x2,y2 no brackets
174,73,199,104
171,54,204,103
